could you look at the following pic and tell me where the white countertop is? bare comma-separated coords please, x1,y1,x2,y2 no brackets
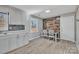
0,30,28,37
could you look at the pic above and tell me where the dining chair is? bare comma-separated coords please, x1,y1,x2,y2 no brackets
48,30,55,41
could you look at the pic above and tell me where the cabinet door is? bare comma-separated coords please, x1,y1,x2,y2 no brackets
0,37,8,53
21,12,26,25
17,34,24,47
16,33,29,48
24,33,29,45
9,8,23,25
15,10,22,24
9,8,16,24
8,35,17,51
60,15,75,42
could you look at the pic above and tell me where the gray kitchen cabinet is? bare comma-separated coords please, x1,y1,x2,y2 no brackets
9,7,25,25
0,36,9,53
8,34,17,51
24,33,29,44
0,34,18,53
17,34,25,47
0,33,29,53
9,8,16,24
16,33,29,48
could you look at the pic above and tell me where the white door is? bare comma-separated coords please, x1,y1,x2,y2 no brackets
60,15,75,42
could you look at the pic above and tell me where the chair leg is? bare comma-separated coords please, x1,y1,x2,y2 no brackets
49,37,55,41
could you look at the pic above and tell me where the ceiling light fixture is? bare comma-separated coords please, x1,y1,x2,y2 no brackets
45,10,51,13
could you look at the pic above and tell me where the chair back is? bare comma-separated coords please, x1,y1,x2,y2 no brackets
48,30,54,35
43,30,47,35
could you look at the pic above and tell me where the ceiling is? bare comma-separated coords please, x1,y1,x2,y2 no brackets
10,5,77,19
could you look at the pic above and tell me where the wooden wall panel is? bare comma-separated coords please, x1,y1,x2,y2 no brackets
43,17,60,32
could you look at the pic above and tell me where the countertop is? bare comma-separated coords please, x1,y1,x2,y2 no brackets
0,30,27,37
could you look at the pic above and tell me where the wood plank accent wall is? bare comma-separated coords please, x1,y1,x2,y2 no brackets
43,16,60,32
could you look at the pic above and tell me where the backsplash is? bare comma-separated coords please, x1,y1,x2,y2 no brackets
9,25,25,31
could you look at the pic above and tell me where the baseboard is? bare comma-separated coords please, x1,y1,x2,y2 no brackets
5,41,29,54
60,38,75,43
29,36,40,41
5,36,40,54
76,46,79,51
76,43,79,50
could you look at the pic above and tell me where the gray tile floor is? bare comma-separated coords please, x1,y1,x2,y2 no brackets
8,37,79,54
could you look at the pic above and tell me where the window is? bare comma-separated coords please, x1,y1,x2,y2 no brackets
30,16,38,32
0,12,9,31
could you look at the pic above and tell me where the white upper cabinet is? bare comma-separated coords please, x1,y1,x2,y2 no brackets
9,8,16,24
9,7,26,25
20,12,26,25
0,5,26,26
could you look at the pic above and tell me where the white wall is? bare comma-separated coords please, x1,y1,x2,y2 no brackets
60,14,75,42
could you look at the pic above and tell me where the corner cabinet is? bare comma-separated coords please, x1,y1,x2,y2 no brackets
16,33,29,48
